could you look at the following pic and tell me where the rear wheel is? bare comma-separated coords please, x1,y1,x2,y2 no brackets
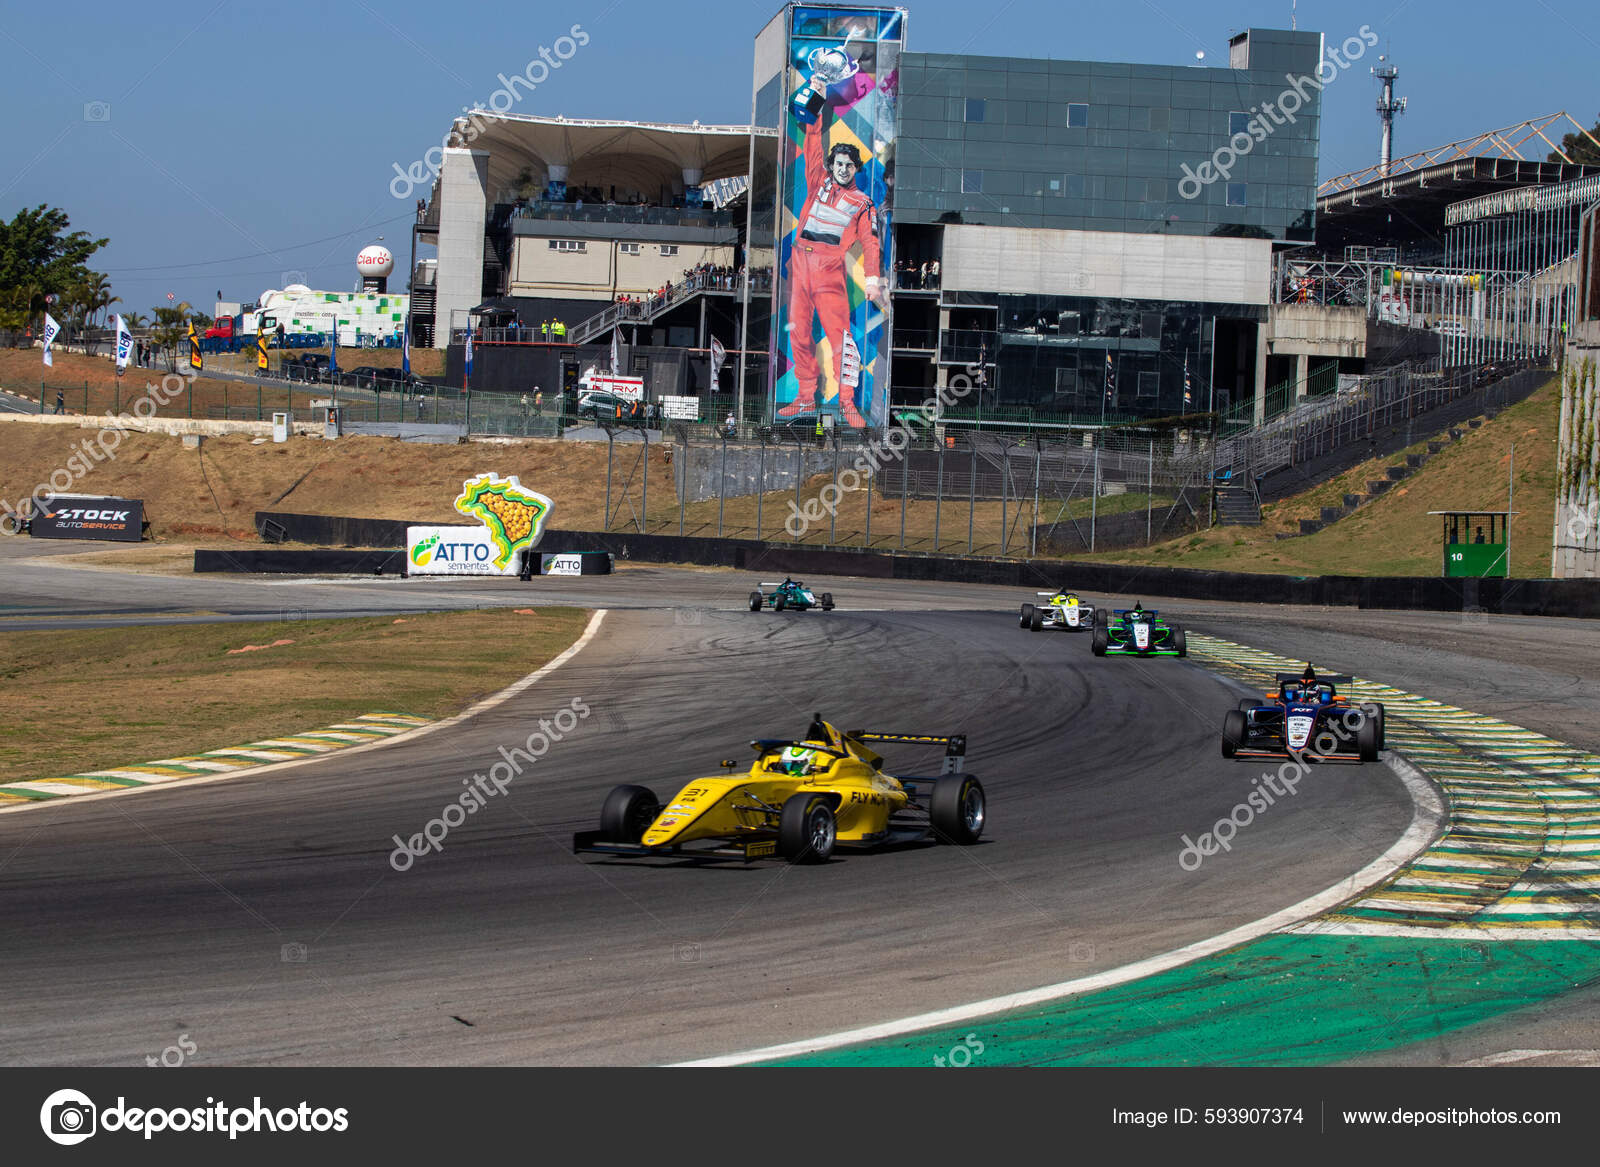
778,794,836,863
1019,603,1034,629
1357,717,1379,762
1029,607,1044,631
930,775,986,845
1369,702,1386,750
1221,710,1246,758
600,785,660,843
1171,625,1187,657
749,591,763,612
1091,625,1108,656
774,594,786,611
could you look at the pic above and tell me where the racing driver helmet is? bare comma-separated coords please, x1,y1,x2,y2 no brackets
778,746,820,776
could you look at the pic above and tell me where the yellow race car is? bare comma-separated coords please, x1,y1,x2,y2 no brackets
573,715,986,864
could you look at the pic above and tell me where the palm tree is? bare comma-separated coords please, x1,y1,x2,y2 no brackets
150,302,193,370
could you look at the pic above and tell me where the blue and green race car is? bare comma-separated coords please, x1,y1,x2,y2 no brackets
1090,603,1187,657
749,578,836,612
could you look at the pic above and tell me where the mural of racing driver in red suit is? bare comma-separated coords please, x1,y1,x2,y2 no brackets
778,109,885,428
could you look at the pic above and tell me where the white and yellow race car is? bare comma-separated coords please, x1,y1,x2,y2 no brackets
573,716,986,864
1019,591,1098,632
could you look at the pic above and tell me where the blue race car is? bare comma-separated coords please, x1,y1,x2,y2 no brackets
749,578,836,612
1221,669,1384,762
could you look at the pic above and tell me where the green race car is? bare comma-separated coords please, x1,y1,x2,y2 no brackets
1090,604,1187,657
749,578,836,612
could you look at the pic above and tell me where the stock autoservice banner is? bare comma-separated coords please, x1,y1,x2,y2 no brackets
31,496,145,542
772,5,903,431
405,474,554,576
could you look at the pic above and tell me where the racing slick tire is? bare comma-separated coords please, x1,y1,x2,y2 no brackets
930,774,986,845
600,784,660,844
1019,603,1034,629
1238,698,1261,712
1091,624,1108,656
774,594,786,611
749,591,763,612
778,793,836,864
821,592,835,611
1368,702,1386,750
1029,607,1044,631
1093,608,1109,630
1221,710,1246,758
1171,624,1187,657
1356,717,1380,762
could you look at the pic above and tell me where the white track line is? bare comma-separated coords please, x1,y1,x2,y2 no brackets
0,609,608,815
674,750,1445,1066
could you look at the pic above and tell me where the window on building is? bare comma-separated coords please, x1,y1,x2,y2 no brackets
631,354,649,374
1047,178,1061,196
1054,362,1079,396
1065,173,1085,199
1140,312,1162,340
1226,182,1247,207
962,170,983,193
549,239,586,252
658,244,679,256
1229,111,1251,137
965,98,985,123
619,242,641,255
1138,371,1160,398
1149,107,1170,132
1066,103,1088,128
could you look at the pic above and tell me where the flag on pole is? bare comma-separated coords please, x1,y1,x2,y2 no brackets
42,312,60,367
114,314,132,373
1104,351,1115,402
256,327,269,371
402,317,411,377
188,321,202,370
610,326,620,377
464,328,473,388
1183,355,1192,408
709,335,726,395
328,318,338,375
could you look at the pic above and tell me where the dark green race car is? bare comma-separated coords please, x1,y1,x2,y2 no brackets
1090,604,1187,657
749,578,836,612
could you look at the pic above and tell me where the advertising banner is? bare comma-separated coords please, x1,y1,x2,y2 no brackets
406,526,514,576
771,5,903,431
539,552,613,576
406,474,554,577
30,495,145,542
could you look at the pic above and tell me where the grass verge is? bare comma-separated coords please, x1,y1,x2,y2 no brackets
0,607,592,783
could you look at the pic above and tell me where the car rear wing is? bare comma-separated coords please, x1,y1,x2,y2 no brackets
846,731,966,774
1274,673,1353,686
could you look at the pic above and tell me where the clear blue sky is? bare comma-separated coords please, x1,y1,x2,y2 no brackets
3,0,1595,315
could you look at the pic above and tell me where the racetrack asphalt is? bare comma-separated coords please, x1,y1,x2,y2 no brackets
0,537,1595,1065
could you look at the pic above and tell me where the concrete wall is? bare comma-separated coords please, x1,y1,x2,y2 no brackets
942,226,1272,306
1266,302,1367,358
509,234,736,301
434,148,490,348
0,413,325,438
1554,344,1600,578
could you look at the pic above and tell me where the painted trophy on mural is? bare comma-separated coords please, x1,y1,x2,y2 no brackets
773,7,902,430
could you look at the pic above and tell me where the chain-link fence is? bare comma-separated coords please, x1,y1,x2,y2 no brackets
585,423,1213,557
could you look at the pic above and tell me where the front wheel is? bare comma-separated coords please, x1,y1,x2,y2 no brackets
1221,710,1246,758
821,592,835,611
1357,717,1379,762
930,774,986,845
1019,603,1034,629
749,591,763,612
600,784,660,843
774,594,786,611
1091,625,1108,656
1171,625,1187,657
1029,607,1044,631
778,793,836,863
